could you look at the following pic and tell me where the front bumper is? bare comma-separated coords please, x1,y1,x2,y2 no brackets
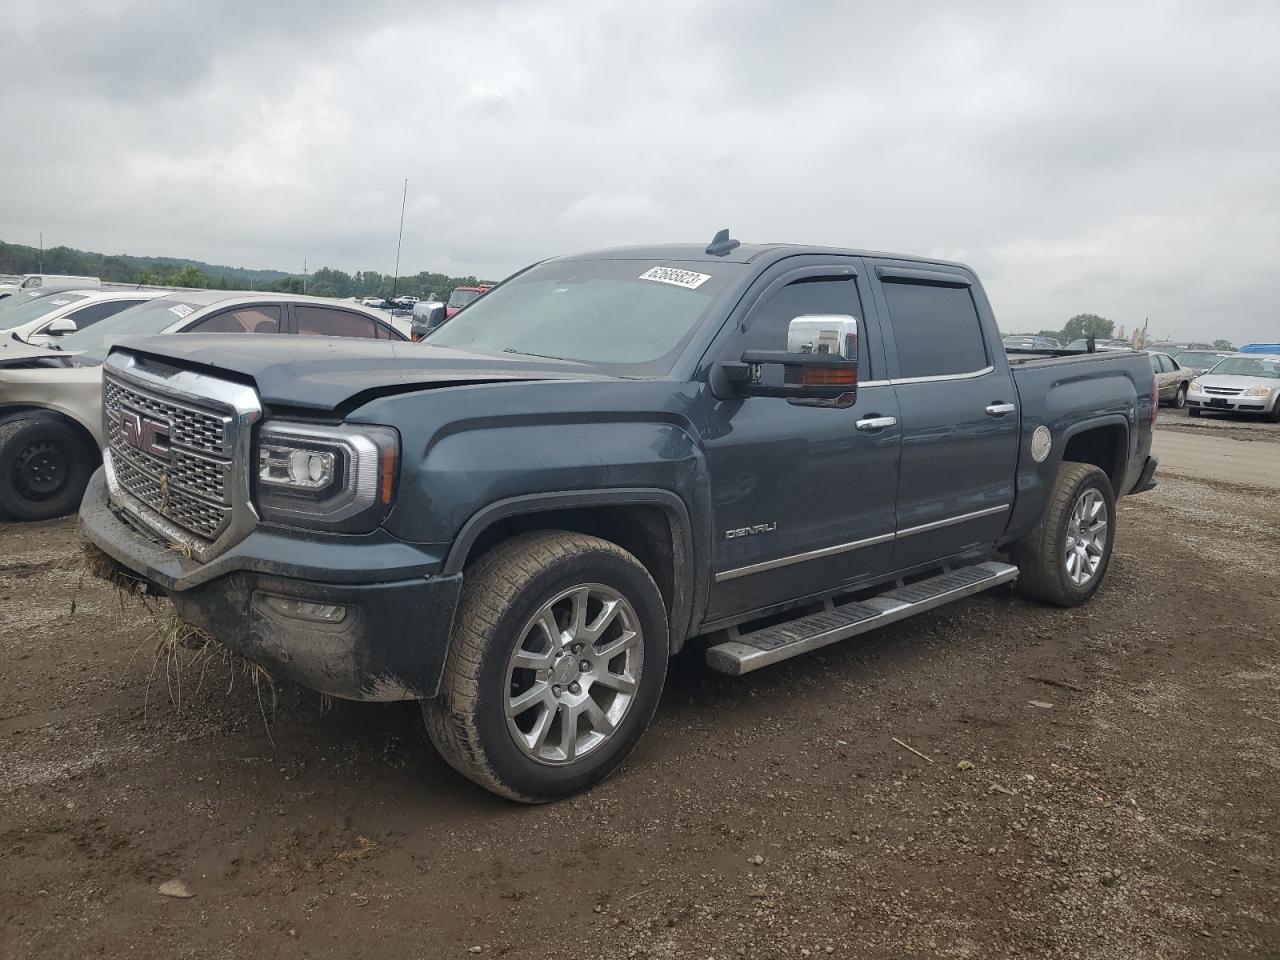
1186,395,1273,413
80,470,463,701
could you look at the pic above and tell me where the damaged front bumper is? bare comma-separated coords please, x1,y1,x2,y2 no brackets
80,469,462,701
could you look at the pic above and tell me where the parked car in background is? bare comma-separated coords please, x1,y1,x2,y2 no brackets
1146,351,1192,408
1003,335,1061,350
391,295,419,308
1171,349,1232,376
445,284,491,318
1239,342,1280,355
1186,352,1280,420
361,297,388,308
1,290,166,346
1150,340,1215,353
1065,338,1134,352
0,292,405,521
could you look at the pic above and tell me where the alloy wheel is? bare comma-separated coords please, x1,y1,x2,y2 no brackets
1064,488,1108,586
504,583,644,765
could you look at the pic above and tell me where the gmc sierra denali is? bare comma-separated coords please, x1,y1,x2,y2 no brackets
81,233,1158,802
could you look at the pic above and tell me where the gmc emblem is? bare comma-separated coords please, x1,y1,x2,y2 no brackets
121,410,172,461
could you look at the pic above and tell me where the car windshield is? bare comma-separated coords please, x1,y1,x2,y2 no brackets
58,298,203,363
447,288,482,308
1174,351,1223,367
1206,357,1280,378
426,259,745,374
0,293,89,330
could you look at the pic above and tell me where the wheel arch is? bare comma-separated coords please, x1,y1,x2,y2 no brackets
1059,417,1129,492
0,406,101,459
444,489,698,653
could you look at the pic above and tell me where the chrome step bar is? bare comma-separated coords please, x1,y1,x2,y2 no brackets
705,561,1019,676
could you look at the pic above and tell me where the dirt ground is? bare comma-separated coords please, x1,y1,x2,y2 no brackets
2,417,1277,960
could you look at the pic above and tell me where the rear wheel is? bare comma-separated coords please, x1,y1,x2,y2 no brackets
1012,462,1116,607
1271,398,1280,423
423,531,668,802
1172,384,1187,409
0,418,98,521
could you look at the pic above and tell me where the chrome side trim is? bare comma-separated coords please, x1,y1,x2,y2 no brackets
715,532,896,582
895,504,1010,539
714,504,1011,583
889,365,994,386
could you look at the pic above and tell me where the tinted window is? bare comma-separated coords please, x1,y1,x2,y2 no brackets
882,280,988,378
188,305,282,334
0,292,89,330
294,306,378,338
741,276,871,375
65,299,145,330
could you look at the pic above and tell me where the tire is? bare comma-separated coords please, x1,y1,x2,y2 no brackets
0,418,98,521
1011,462,1116,607
1271,399,1280,423
1188,407,1201,418
423,531,668,802
1172,384,1187,409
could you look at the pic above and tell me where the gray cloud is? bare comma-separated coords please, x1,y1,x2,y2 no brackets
3,0,1278,343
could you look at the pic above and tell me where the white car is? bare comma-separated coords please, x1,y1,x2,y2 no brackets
360,296,388,308
1186,353,1280,421
0,289,167,346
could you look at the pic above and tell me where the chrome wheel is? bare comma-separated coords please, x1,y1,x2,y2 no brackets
504,583,644,765
1064,488,1108,586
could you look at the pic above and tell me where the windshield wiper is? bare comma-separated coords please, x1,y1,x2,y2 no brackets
503,347,566,362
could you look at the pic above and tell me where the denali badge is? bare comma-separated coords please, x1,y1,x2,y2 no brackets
725,522,777,540
121,410,172,461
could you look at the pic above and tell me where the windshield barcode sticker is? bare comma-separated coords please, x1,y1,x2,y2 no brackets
169,304,195,318
639,266,711,289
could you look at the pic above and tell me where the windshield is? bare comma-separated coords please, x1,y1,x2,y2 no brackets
1174,351,1223,367
1205,356,1280,378
447,288,483,308
58,298,202,362
427,259,744,374
0,293,88,330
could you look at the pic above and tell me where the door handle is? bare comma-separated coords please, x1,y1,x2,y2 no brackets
855,415,897,432
985,402,1016,416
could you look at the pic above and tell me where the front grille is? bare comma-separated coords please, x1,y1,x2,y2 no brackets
104,372,235,540
1203,386,1242,395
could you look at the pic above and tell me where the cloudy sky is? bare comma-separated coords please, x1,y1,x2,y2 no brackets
4,0,1278,342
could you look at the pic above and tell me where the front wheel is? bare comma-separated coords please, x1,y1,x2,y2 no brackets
1172,384,1187,409
423,531,668,802
1012,462,1116,607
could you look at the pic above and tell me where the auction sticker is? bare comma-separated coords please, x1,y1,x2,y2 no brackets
639,266,711,289
169,304,195,318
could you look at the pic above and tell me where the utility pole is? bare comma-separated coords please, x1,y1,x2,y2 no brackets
38,232,43,272
303,258,308,295
391,178,407,300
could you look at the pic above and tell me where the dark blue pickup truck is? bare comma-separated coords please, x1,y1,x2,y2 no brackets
82,233,1158,801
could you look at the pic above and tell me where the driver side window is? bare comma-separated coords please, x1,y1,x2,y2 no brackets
740,276,871,377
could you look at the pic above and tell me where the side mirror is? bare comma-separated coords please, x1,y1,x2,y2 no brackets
411,303,447,340
715,314,860,400
46,318,78,336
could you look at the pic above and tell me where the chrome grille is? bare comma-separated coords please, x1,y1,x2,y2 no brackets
104,372,234,540
1203,386,1242,395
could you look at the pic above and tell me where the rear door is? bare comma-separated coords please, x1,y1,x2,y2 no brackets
700,256,901,621
866,261,1019,569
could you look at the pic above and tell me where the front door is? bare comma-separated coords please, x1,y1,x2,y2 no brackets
700,258,902,622
866,261,1020,570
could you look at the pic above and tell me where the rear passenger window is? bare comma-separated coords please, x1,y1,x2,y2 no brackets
882,280,988,379
294,306,378,339
188,305,282,334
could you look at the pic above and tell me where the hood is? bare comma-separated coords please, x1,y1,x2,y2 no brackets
1196,373,1280,390
116,334,618,411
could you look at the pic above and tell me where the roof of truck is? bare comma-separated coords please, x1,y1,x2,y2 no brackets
558,242,969,270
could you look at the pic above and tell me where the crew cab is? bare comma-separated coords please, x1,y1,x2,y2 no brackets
81,234,1158,802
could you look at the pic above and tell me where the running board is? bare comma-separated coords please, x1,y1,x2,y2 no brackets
705,561,1019,676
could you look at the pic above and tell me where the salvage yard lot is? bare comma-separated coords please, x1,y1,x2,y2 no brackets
2,418,1277,959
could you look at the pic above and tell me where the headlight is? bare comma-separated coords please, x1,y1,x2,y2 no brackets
1189,380,1206,393
255,421,399,532
1243,385,1274,398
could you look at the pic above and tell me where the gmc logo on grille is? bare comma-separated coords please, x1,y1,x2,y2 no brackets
121,410,172,461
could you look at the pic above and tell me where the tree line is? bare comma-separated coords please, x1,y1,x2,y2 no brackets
0,240,492,303
1025,313,1233,351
